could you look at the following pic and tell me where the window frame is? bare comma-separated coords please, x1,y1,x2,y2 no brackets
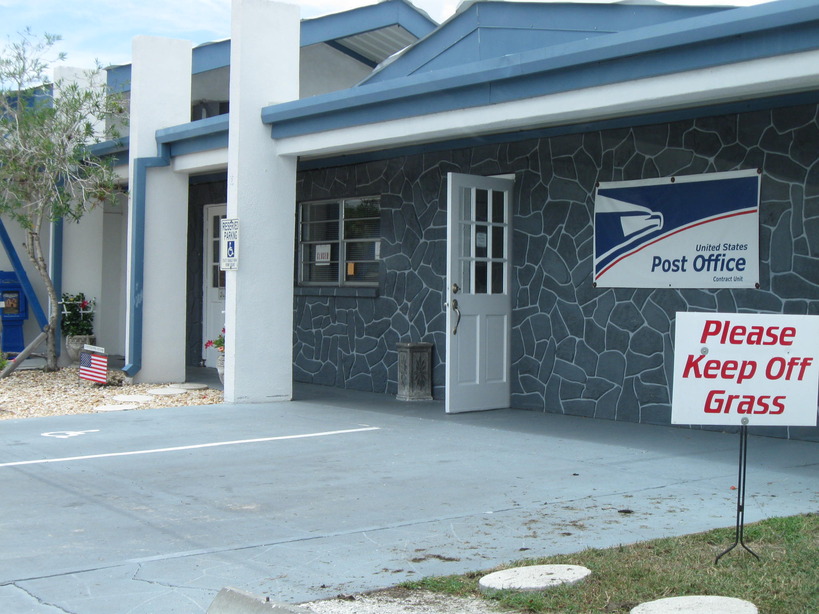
297,196,381,288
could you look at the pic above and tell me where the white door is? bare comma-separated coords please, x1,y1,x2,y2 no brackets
446,173,514,413
203,204,227,368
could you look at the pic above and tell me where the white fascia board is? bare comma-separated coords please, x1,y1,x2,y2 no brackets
276,49,819,160
171,148,229,174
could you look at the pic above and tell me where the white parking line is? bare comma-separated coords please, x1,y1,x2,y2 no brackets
0,426,380,468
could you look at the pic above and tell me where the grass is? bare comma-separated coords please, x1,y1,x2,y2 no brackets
401,514,818,613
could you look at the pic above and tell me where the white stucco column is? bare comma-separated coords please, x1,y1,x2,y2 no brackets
127,36,192,383
224,0,299,403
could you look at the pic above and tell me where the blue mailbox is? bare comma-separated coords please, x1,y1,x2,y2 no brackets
0,271,28,353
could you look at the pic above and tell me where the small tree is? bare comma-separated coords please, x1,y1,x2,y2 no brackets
0,30,127,370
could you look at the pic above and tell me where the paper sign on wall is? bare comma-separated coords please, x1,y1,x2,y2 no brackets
315,244,331,266
672,312,819,426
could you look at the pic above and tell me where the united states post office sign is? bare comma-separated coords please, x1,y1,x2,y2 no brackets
594,170,760,288
672,312,819,427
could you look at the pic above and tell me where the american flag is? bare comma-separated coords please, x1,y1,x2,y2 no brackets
79,352,108,384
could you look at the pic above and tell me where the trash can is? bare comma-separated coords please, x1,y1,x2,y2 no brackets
396,342,433,401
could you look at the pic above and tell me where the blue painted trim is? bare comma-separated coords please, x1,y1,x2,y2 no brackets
326,40,377,69
156,115,230,156
123,144,171,378
89,137,129,158
192,40,231,74
0,219,48,330
263,0,819,138
156,115,229,143
297,89,819,172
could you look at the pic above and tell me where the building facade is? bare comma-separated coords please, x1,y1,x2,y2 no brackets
3,0,817,440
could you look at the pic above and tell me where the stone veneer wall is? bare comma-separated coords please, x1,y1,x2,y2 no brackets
294,103,819,440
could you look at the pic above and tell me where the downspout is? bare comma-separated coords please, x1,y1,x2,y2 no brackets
123,143,171,377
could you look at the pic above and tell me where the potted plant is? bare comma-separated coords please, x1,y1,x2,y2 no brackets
205,327,225,383
61,292,95,363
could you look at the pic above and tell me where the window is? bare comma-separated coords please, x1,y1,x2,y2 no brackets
299,197,381,286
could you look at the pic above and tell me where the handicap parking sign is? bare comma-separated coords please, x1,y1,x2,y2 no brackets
220,219,239,270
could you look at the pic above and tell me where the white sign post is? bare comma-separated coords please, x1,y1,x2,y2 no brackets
672,311,819,563
220,218,240,271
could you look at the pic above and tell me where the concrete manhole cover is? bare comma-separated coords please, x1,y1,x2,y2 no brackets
96,404,139,412
112,394,153,403
479,564,591,592
146,388,188,396
631,596,758,613
175,383,209,390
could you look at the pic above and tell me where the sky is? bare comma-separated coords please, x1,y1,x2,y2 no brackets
1,0,772,70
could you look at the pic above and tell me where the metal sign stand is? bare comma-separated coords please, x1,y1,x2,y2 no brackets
715,419,760,565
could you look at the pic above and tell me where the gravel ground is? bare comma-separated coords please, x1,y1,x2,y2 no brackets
0,365,503,613
0,366,223,419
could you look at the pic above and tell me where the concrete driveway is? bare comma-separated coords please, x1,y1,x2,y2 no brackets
0,385,816,613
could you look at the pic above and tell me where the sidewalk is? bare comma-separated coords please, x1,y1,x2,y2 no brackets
0,385,815,613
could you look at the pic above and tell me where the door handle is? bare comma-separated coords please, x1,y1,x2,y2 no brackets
451,299,461,335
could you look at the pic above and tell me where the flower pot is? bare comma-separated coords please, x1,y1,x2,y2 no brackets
65,335,96,364
216,353,225,384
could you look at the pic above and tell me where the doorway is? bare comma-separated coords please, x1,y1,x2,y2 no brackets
445,173,514,413
203,204,226,368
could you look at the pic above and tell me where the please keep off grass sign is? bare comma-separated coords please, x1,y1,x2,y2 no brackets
672,312,819,427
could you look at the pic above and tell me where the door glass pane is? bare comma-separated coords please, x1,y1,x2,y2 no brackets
211,214,226,289
492,191,505,223
476,189,488,222
461,261,472,294
475,261,488,294
492,262,505,294
492,226,505,259
461,188,473,222
460,224,472,258
476,225,488,258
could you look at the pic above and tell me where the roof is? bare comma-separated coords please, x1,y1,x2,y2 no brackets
261,0,819,143
107,0,437,92
363,1,728,84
